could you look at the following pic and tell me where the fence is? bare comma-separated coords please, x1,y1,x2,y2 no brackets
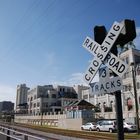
0,125,46,140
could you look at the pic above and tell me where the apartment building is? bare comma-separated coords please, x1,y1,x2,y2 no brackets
0,101,14,112
16,84,30,113
27,85,78,115
82,48,140,122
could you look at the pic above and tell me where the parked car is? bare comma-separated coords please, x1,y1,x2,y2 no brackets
96,120,116,133
123,122,136,132
81,122,96,131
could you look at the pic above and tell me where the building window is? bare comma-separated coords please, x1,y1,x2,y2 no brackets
34,103,36,108
127,98,133,111
125,57,129,64
37,102,40,107
52,94,56,98
34,95,36,99
139,97,140,104
123,84,131,92
83,95,88,99
30,103,32,108
136,65,140,75
137,82,140,89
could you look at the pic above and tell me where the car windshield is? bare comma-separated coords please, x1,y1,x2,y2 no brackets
126,122,134,125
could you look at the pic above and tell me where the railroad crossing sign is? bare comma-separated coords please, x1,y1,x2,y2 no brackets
90,67,123,95
83,21,129,85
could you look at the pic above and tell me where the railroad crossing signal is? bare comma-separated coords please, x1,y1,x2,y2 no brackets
82,21,129,85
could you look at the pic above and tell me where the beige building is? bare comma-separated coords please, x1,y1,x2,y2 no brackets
82,48,140,123
27,85,79,115
16,84,30,113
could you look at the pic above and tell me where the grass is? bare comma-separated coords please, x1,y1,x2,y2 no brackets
13,123,140,140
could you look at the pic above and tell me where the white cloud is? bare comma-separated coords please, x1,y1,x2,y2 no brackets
67,73,85,86
49,73,87,86
0,84,16,103
67,72,99,86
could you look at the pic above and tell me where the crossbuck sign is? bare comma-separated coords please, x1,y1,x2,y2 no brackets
83,21,129,85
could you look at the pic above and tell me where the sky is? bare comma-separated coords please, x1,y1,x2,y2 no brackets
0,0,140,103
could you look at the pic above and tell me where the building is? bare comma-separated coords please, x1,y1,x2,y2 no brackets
82,48,140,123
27,85,78,115
0,101,14,112
73,85,89,100
16,84,30,113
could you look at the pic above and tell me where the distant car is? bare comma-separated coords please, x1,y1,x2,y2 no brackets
81,122,96,131
123,122,136,132
96,120,116,133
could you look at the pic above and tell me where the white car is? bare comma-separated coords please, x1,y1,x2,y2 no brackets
124,122,136,132
81,122,96,131
96,120,117,133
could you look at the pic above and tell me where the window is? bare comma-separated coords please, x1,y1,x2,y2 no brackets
34,95,36,99
37,102,40,107
125,57,129,64
127,98,133,111
52,94,56,98
137,82,140,89
139,97,140,104
136,66,140,75
30,97,33,101
83,95,88,99
123,84,131,92
45,94,49,98
30,103,32,108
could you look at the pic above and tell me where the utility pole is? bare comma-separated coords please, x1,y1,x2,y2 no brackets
131,62,140,134
94,25,124,140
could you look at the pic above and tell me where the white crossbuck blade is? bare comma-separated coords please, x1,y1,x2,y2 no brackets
82,21,129,85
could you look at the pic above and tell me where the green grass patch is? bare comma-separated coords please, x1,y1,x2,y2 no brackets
14,123,140,140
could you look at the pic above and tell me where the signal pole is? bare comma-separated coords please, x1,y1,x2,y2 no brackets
131,62,140,134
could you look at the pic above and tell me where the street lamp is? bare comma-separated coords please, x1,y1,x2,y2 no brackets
131,62,140,134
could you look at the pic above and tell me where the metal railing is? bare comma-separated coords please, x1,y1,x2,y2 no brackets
0,126,46,140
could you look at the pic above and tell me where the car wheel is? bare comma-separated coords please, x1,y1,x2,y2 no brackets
89,127,92,131
109,128,113,133
81,127,84,130
124,128,128,132
97,128,100,132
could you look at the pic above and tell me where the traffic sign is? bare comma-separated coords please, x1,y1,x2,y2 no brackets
90,76,122,95
83,37,128,78
104,52,128,77
83,21,128,84
99,67,110,82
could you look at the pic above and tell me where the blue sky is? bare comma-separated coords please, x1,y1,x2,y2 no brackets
0,0,140,103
